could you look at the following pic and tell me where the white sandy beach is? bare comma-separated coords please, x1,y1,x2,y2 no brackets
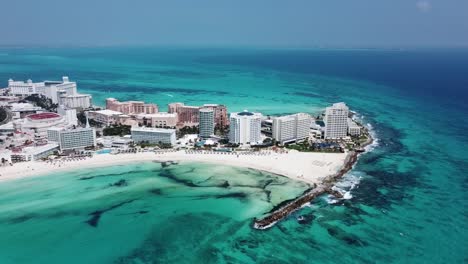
0,150,348,185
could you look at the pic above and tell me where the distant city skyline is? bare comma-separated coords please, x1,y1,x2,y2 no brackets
1,0,468,48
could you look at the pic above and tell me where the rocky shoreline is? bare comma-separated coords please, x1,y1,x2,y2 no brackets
253,135,373,230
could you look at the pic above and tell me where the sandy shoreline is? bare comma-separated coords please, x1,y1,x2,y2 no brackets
0,150,348,185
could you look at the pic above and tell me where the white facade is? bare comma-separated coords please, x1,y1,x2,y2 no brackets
88,109,123,125
47,127,96,151
324,102,349,139
199,108,214,138
8,103,43,119
347,118,361,136
131,127,176,146
228,111,263,144
10,143,59,162
59,94,92,109
14,112,68,139
8,79,45,96
57,105,78,126
272,113,311,144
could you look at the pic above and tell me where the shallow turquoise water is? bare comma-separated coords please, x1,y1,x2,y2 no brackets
0,48,467,263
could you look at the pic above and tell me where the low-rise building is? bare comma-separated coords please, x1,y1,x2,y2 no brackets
97,136,133,149
347,118,361,136
14,112,68,139
88,109,123,125
47,127,96,151
10,143,59,162
137,112,178,128
8,103,43,119
131,127,176,146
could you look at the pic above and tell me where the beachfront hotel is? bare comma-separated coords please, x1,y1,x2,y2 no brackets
168,102,200,125
272,113,312,144
10,143,59,162
47,127,96,151
136,112,178,128
106,98,158,115
131,127,176,146
88,109,125,126
201,104,229,127
228,110,263,144
57,105,78,126
199,108,215,138
8,79,45,96
59,93,92,109
8,102,43,119
8,76,92,109
324,102,349,139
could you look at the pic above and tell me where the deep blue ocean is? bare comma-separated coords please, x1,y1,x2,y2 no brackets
0,47,467,263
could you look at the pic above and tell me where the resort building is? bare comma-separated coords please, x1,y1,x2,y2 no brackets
106,98,158,115
131,127,176,146
272,113,312,144
199,108,214,138
14,76,93,109
8,103,43,119
13,112,68,138
47,127,96,151
347,118,361,136
10,143,59,162
97,136,133,149
324,102,349,139
136,112,178,128
57,105,78,126
8,79,45,96
42,77,78,103
201,104,229,127
168,102,199,125
88,109,124,125
59,93,92,109
228,110,263,144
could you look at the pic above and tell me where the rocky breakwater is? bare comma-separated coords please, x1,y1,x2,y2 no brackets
253,134,373,230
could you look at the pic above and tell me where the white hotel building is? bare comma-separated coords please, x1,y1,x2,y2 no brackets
228,111,262,144
47,127,96,151
8,79,45,96
272,113,312,144
8,77,92,109
324,102,349,139
131,127,176,146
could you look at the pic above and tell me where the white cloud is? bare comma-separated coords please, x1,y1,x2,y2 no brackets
416,1,432,12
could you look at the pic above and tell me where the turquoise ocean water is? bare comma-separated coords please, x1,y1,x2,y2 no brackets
0,48,467,263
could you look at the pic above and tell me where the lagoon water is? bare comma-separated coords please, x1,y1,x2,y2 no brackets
0,48,467,263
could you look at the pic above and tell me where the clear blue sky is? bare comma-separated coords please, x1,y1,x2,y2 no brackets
1,0,467,47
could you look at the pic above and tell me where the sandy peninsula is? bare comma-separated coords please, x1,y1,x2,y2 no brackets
0,150,348,185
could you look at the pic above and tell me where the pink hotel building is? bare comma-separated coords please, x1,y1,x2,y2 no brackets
106,98,158,115
168,102,229,127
